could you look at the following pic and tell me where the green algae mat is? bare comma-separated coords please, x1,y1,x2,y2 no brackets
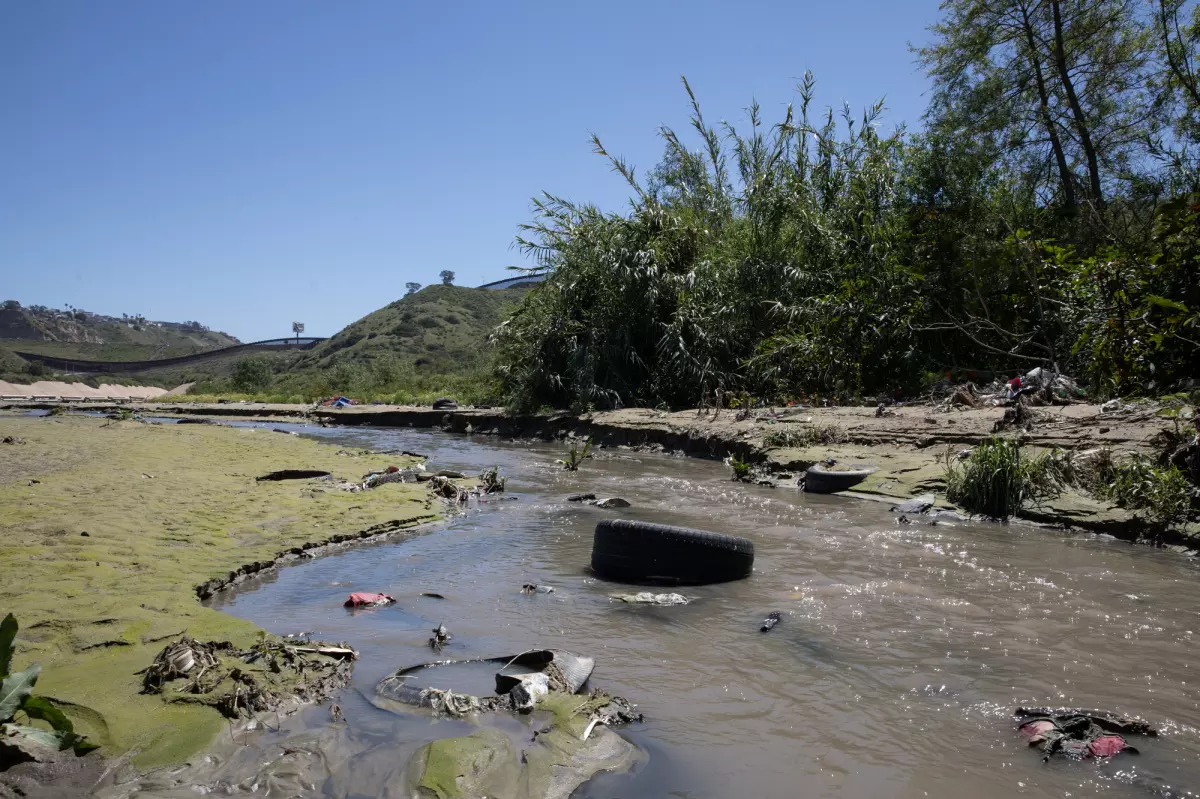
0,415,435,766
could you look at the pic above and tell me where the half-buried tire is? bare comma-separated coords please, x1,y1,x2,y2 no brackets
591,519,754,586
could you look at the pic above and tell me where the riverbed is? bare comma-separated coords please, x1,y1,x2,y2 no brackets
121,423,1200,798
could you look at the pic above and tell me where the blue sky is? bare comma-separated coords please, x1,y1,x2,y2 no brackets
1,0,942,342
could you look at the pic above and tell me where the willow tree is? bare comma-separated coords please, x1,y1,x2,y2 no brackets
917,0,1152,223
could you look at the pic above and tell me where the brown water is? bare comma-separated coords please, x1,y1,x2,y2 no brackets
137,424,1200,797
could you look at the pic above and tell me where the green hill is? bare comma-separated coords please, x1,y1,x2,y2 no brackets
187,284,527,403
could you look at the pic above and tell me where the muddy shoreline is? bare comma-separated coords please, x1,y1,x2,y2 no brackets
6,399,1192,552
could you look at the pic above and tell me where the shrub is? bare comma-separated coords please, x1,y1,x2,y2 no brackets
1101,457,1195,528
946,437,1061,519
230,357,273,393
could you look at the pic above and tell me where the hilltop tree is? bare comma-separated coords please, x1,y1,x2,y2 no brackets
405,282,422,296
2,300,19,311
440,270,455,286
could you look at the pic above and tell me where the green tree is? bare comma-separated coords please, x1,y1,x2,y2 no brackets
230,357,273,393
439,270,455,286
916,0,1153,220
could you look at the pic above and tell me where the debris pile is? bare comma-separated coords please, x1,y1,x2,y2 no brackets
140,635,357,719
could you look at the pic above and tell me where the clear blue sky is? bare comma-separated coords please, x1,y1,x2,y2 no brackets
1,0,942,342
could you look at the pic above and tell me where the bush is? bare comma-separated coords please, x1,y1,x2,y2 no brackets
946,438,1061,519
230,357,274,392
1101,457,1195,528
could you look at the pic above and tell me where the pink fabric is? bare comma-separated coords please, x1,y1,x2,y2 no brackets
1087,735,1127,758
345,592,394,607
1019,720,1057,743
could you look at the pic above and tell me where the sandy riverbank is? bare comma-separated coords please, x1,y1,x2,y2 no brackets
0,380,188,400
0,415,433,775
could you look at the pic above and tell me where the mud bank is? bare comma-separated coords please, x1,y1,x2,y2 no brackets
3,399,1191,548
0,416,435,769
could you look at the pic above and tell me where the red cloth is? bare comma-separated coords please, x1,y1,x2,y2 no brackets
344,592,394,607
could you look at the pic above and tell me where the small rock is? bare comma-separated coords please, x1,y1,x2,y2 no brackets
1098,427,1110,434
593,497,631,508
567,493,597,503
80,531,89,537
923,416,938,424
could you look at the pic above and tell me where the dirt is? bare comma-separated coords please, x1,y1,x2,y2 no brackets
0,415,435,772
0,380,176,400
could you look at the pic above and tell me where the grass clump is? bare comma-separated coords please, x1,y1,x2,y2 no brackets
946,437,1061,519
762,424,848,448
1100,457,1195,528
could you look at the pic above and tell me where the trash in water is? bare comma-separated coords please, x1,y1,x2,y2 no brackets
521,584,554,594
760,611,781,632
421,592,446,599
615,592,689,606
567,493,597,502
1015,707,1156,761
429,624,452,651
344,592,395,608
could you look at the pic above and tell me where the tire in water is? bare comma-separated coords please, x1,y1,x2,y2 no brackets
590,519,754,586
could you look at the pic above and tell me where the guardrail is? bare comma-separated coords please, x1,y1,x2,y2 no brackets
14,337,326,375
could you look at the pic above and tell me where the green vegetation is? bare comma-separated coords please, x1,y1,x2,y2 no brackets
763,424,848,448
557,437,592,471
494,2,1200,412
728,454,753,482
1,613,99,758
229,356,274,393
946,438,1062,519
185,285,523,404
0,416,433,766
1101,457,1196,527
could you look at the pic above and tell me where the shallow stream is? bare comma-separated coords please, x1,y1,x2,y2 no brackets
136,423,1200,797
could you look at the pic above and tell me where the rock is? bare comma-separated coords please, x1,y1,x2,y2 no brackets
592,497,631,508
890,496,935,514
405,728,519,799
615,592,688,606
567,493,597,502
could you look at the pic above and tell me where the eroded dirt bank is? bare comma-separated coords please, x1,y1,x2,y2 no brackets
7,398,1189,547
0,415,434,772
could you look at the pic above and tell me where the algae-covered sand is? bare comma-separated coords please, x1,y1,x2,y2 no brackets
0,414,434,766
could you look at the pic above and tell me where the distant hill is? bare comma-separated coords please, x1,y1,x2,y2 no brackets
288,284,524,373
0,301,239,363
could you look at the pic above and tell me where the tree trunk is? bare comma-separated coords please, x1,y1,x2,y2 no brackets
1018,0,1077,209
1050,0,1105,208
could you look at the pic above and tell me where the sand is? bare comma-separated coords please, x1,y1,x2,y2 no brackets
0,379,174,399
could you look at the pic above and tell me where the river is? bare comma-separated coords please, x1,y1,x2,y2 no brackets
136,422,1200,797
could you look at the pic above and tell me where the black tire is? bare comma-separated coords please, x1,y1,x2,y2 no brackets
590,519,754,586
803,464,874,494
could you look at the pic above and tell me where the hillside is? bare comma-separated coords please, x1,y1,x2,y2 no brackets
290,284,523,372
0,301,239,363
184,284,528,403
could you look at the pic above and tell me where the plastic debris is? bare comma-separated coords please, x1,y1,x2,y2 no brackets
344,592,395,608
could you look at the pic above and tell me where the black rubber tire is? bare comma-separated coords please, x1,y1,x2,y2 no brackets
590,519,754,586
803,464,874,494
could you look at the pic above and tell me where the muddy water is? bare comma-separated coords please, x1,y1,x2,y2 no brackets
200,424,1200,798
